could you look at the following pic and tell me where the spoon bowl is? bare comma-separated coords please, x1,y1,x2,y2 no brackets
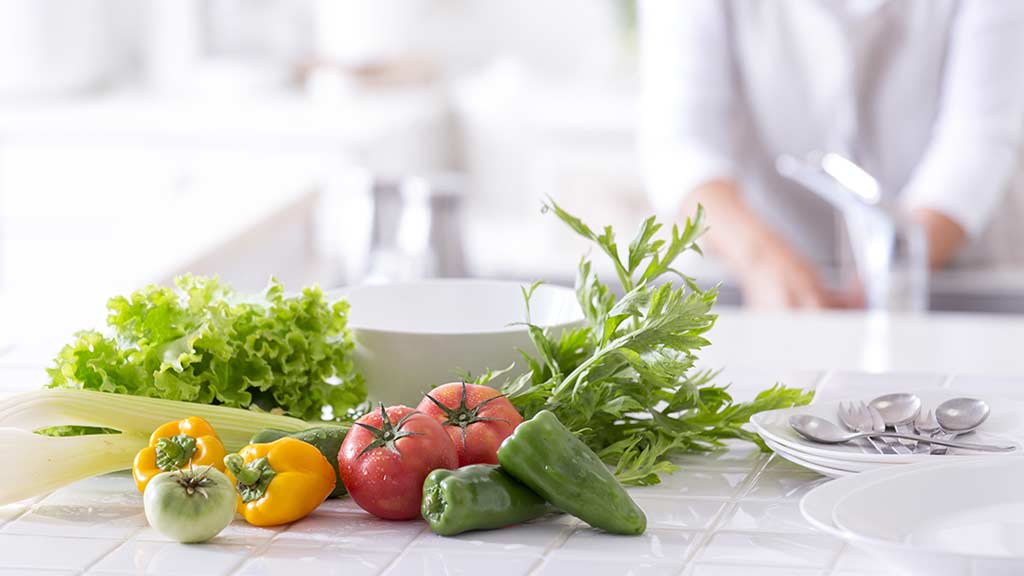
935,397,990,435
790,414,853,444
869,393,922,425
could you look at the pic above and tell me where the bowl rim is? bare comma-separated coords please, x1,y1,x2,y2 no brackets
326,279,585,336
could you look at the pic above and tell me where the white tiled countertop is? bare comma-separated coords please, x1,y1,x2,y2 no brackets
4,308,1024,575
3,369,1021,576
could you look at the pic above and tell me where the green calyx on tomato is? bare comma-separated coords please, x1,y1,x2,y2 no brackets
143,466,236,544
352,403,423,458
169,465,218,497
224,454,276,503
422,382,509,446
155,434,198,471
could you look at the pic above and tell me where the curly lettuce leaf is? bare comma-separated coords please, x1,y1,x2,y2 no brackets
48,276,364,422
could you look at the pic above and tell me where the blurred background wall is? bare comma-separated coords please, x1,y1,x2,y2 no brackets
0,0,1021,313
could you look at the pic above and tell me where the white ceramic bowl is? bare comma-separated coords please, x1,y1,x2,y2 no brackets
338,280,584,405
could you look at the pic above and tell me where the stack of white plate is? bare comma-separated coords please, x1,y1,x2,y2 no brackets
749,389,1024,477
802,456,1024,575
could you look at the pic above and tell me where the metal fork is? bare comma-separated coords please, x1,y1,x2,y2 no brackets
913,409,944,454
864,403,913,454
838,401,891,454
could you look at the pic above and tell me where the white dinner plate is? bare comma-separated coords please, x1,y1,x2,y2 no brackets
799,458,962,538
763,437,854,478
750,388,1024,464
831,457,1024,575
765,438,894,473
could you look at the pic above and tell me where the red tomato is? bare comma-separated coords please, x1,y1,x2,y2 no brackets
416,382,524,466
338,404,457,520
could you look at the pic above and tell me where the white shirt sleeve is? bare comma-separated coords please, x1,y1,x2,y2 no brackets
638,0,737,218
900,1,1024,238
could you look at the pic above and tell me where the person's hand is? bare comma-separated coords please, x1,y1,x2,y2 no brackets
735,228,832,308
910,207,966,268
681,179,857,309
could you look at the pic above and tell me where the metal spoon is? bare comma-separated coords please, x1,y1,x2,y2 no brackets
869,393,922,453
935,397,990,435
788,415,1016,452
929,397,991,455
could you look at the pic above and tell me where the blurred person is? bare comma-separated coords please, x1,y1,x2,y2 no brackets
639,1,1024,308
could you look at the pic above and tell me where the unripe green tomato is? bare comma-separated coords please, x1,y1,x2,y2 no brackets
143,467,237,543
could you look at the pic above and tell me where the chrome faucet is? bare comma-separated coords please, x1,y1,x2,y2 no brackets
777,152,928,311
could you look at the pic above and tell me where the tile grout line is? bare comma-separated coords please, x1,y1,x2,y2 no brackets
66,525,140,576
679,449,775,567
821,542,851,576
522,521,578,576
675,370,829,570
371,523,428,576
224,527,288,576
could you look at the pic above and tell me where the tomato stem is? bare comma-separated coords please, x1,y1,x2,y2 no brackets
423,383,510,448
353,403,424,458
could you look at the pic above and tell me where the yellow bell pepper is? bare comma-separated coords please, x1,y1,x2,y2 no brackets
223,437,336,527
132,416,227,493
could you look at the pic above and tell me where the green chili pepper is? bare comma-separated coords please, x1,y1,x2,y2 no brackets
421,464,551,536
497,410,647,535
249,425,349,498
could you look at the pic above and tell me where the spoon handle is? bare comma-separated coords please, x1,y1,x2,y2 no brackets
859,432,1015,453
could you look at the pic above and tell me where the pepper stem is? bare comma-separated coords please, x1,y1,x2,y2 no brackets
224,454,277,503
155,434,198,471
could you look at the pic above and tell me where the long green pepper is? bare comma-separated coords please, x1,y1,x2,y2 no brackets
421,465,551,536
497,410,647,535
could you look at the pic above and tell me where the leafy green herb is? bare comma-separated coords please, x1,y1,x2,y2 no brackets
498,200,813,485
47,275,365,422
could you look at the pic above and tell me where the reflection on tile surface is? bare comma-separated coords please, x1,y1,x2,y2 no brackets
670,440,770,471
687,563,823,575
722,500,814,533
0,503,28,526
538,556,685,576
0,534,120,570
743,471,827,501
833,545,893,571
697,531,841,567
554,528,696,561
136,520,282,546
383,550,537,576
274,512,424,551
235,546,395,576
4,505,146,538
91,538,254,575
631,496,726,530
410,517,568,555
644,470,751,499
0,565,77,569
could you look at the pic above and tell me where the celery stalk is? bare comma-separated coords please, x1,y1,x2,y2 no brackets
0,389,318,505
